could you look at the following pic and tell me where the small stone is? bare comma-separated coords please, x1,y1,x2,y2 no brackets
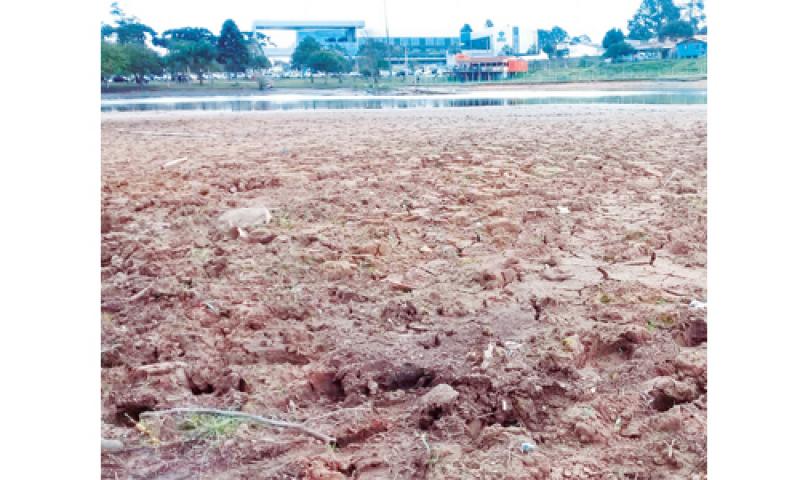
418,384,459,412
367,380,379,395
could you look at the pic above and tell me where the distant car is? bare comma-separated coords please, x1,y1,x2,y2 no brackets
111,75,128,83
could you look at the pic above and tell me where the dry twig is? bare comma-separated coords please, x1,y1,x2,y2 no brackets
140,407,336,444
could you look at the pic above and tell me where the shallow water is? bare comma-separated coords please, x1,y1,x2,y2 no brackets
101,89,706,112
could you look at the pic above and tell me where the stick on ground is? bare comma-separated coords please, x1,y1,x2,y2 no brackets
140,407,336,444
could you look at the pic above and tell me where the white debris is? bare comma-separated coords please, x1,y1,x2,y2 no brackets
480,342,495,370
217,207,272,230
689,299,707,310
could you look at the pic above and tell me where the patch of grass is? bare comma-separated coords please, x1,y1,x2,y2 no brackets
177,414,245,440
647,312,678,331
598,292,613,304
624,230,647,241
275,212,294,230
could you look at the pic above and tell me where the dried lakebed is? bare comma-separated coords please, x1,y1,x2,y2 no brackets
101,105,707,479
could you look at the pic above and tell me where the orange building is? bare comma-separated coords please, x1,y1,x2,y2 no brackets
451,55,528,81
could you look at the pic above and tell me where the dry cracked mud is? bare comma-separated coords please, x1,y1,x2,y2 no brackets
101,105,707,479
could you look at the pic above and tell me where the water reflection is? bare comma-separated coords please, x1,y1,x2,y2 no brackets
101,90,706,112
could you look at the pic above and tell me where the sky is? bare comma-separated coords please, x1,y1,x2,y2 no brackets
103,0,644,49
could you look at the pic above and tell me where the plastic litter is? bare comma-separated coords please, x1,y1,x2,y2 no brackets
520,441,537,454
689,300,707,310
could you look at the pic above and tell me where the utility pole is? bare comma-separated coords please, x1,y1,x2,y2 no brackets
384,0,390,75
383,0,390,43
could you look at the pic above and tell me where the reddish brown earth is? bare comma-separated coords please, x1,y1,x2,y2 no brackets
101,105,707,479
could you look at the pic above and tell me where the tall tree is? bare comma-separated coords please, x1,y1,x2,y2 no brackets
217,19,250,74
602,28,626,49
166,40,218,84
291,37,322,73
250,54,271,70
603,42,636,60
158,27,216,45
550,26,569,44
107,2,155,45
659,20,694,39
120,44,163,83
114,23,157,45
101,23,115,39
538,26,569,58
101,41,128,79
357,39,390,86
308,50,350,82
627,0,681,40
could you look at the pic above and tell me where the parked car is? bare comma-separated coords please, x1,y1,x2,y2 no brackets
111,75,128,83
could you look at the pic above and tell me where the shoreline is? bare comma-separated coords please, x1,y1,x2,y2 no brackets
102,78,706,100
101,102,707,121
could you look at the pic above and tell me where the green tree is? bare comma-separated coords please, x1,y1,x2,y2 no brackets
550,26,569,44
101,41,162,84
120,44,163,83
107,2,155,45
291,36,322,73
659,20,694,39
308,50,350,83
101,23,115,39
166,40,218,84
158,27,216,45
115,22,156,45
101,41,128,79
357,39,390,86
250,54,271,70
603,41,636,60
627,0,680,40
539,26,569,58
602,28,626,49
217,19,250,74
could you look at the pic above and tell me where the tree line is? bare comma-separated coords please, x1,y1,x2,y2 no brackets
101,0,706,84
289,37,390,85
101,2,270,84
101,2,393,86
534,0,705,61
604,0,706,60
